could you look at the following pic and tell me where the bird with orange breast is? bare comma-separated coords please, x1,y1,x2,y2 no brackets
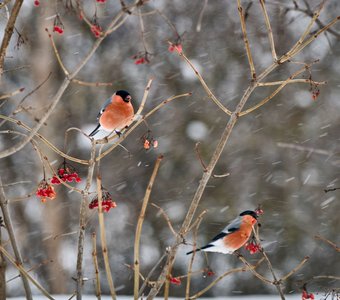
89,90,134,137
186,210,258,255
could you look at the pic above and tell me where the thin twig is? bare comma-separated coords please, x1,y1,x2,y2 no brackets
134,156,163,300
280,256,310,281
0,244,52,299
17,72,52,107
315,235,340,252
259,0,277,61
282,1,325,61
239,65,309,116
0,0,24,76
138,252,167,298
252,228,285,299
185,214,204,299
0,0,11,9
186,210,207,234
0,177,33,300
257,79,326,86
189,258,265,299
96,175,116,300
237,254,273,284
237,0,256,79
91,232,101,300
0,114,89,165
75,140,96,300
173,47,232,116
135,78,153,116
0,87,25,100
45,29,69,76
196,0,208,32
277,142,332,156
151,203,177,237
194,142,208,171
138,7,149,54
324,187,340,193
71,79,114,87
156,10,180,38
288,16,340,59
312,275,340,280
6,260,52,284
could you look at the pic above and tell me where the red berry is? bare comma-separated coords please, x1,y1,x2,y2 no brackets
143,139,150,149
175,44,183,53
169,276,181,286
34,0,40,6
169,43,183,53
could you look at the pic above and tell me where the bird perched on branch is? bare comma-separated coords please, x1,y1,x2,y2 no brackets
186,210,258,255
89,90,134,137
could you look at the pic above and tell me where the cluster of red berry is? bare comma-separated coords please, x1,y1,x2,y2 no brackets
51,166,81,185
302,289,315,300
36,180,56,203
53,15,64,35
143,139,158,150
91,24,102,38
89,189,117,212
245,240,261,254
310,83,320,101
203,267,215,278
255,207,264,216
168,43,183,54
169,276,181,286
133,52,150,65
141,131,158,150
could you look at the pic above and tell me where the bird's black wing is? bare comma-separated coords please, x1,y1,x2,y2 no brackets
96,97,112,120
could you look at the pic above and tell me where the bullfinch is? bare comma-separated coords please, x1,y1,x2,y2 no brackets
89,90,134,137
186,210,258,255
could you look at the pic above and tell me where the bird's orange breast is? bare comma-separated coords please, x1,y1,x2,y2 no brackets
99,101,134,131
223,222,253,251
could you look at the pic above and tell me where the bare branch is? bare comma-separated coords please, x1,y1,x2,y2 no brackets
189,258,265,299
280,256,310,281
134,156,163,300
315,235,340,252
259,0,277,61
91,232,102,300
0,177,33,299
0,245,53,299
0,0,24,76
151,203,178,238
277,142,333,156
172,46,232,116
0,87,25,100
237,0,256,79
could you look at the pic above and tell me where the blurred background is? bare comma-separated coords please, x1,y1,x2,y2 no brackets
0,0,339,297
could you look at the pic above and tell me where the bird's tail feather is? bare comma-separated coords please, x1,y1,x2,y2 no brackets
89,124,101,137
186,244,213,255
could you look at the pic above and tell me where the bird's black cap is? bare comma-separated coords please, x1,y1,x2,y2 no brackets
239,210,258,219
116,90,131,102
